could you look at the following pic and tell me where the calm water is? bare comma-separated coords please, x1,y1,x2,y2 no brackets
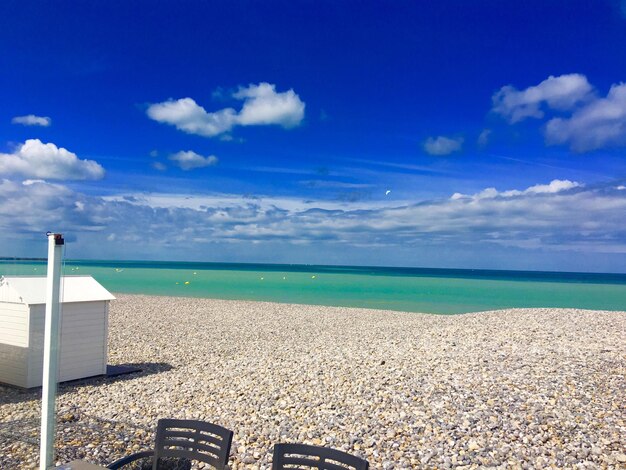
1,259,625,314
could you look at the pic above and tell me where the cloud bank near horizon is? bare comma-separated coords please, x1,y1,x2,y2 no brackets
146,82,305,137
2,178,625,261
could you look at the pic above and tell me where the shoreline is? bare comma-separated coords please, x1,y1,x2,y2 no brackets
4,261,626,315
1,294,625,468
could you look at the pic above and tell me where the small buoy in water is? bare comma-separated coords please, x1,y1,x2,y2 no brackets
311,275,316,279
184,281,190,285
193,272,197,275
283,276,286,280
260,277,264,280
175,282,179,285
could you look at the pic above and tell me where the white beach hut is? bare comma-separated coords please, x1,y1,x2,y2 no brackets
0,275,115,388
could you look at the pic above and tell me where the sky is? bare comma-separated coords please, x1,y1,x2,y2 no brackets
1,1,626,272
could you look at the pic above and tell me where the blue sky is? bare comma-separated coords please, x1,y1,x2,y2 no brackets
1,1,626,272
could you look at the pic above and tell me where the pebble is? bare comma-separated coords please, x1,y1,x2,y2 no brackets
1,295,625,469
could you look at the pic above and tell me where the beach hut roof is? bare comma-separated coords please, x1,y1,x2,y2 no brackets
0,275,115,305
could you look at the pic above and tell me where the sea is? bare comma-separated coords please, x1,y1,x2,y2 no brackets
1,259,625,314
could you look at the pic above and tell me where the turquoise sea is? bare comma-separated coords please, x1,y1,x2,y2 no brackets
1,259,625,314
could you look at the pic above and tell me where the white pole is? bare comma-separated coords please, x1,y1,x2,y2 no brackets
39,233,64,470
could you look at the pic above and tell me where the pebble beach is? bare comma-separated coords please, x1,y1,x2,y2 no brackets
1,294,625,469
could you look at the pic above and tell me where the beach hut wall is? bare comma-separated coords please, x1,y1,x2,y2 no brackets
0,275,115,388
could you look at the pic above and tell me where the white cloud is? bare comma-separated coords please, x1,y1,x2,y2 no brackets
492,74,594,123
169,150,218,170
146,82,305,137
11,114,51,127
451,179,582,200
491,74,626,152
22,179,46,186
423,136,464,156
152,162,167,171
521,179,582,194
0,139,105,180
477,129,491,147
234,82,305,128
147,98,237,137
545,82,626,152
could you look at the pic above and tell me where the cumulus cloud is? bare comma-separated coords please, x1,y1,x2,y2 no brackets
234,83,305,127
423,136,464,155
0,139,104,180
451,179,582,200
147,98,237,137
545,82,626,152
492,74,594,123
522,179,582,194
11,114,51,127
146,82,305,137
169,150,218,170
491,73,626,152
